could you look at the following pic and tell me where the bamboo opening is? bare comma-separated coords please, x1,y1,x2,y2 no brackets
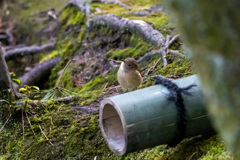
101,103,126,155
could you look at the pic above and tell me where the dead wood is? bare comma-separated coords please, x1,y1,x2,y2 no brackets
0,29,14,45
90,14,165,46
3,44,26,51
130,4,164,17
4,43,55,61
137,34,185,66
5,29,14,45
15,57,61,89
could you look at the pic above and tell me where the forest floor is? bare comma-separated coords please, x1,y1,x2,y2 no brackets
0,0,232,159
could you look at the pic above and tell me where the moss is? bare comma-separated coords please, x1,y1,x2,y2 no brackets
122,0,162,7
60,6,86,26
92,2,173,36
107,35,154,60
77,68,118,105
1,1,232,159
79,90,102,106
47,6,86,88
127,13,174,36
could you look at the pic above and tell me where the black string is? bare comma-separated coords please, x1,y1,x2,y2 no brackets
154,75,196,147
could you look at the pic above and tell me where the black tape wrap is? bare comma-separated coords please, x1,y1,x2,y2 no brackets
154,75,197,147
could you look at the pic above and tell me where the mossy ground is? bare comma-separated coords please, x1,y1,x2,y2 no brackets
0,0,232,159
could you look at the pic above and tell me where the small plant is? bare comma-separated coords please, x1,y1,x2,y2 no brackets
0,89,20,114
10,72,21,85
41,59,78,101
19,85,41,100
41,86,78,101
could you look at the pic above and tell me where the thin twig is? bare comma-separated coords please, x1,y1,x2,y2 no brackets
166,34,180,48
168,49,185,57
187,152,197,160
103,83,109,90
39,125,54,146
22,109,25,140
137,34,184,67
25,112,36,137
49,115,54,135
0,114,12,132
161,49,168,67
57,104,64,112
57,59,74,87
144,57,161,76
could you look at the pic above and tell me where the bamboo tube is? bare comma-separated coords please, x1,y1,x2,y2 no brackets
99,75,215,155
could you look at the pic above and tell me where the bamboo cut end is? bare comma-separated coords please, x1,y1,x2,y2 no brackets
100,99,127,156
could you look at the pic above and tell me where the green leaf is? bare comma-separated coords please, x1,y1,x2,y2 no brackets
10,72,16,78
12,78,21,85
29,86,39,92
0,99,9,104
8,92,12,105
19,88,28,95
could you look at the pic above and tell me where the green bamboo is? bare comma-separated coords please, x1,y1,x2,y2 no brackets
99,75,215,156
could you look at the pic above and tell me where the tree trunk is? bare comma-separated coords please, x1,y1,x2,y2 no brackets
164,0,240,158
0,44,17,100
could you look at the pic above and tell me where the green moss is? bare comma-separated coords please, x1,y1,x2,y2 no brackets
107,35,154,60
91,3,126,16
48,5,87,88
79,90,102,106
127,13,174,36
61,6,86,26
1,1,232,159
122,0,162,7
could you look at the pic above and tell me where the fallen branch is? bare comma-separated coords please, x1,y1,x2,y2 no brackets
130,4,164,17
4,43,55,61
137,34,185,66
39,124,54,146
5,29,14,45
90,14,165,46
15,57,61,89
3,44,27,51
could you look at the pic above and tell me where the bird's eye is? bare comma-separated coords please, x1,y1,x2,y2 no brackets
128,64,131,66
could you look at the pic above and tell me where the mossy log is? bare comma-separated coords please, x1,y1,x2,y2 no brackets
4,43,55,61
164,0,240,158
90,14,165,46
64,0,86,12
15,57,61,89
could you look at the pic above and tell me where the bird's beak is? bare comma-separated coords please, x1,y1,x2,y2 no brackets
122,59,125,63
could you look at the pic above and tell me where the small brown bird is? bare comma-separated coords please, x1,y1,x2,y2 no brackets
117,58,142,90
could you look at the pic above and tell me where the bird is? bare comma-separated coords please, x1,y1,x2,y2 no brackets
117,58,142,90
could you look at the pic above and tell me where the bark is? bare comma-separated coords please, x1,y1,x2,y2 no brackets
4,43,55,61
0,45,17,99
164,0,240,158
15,57,61,89
90,14,165,46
